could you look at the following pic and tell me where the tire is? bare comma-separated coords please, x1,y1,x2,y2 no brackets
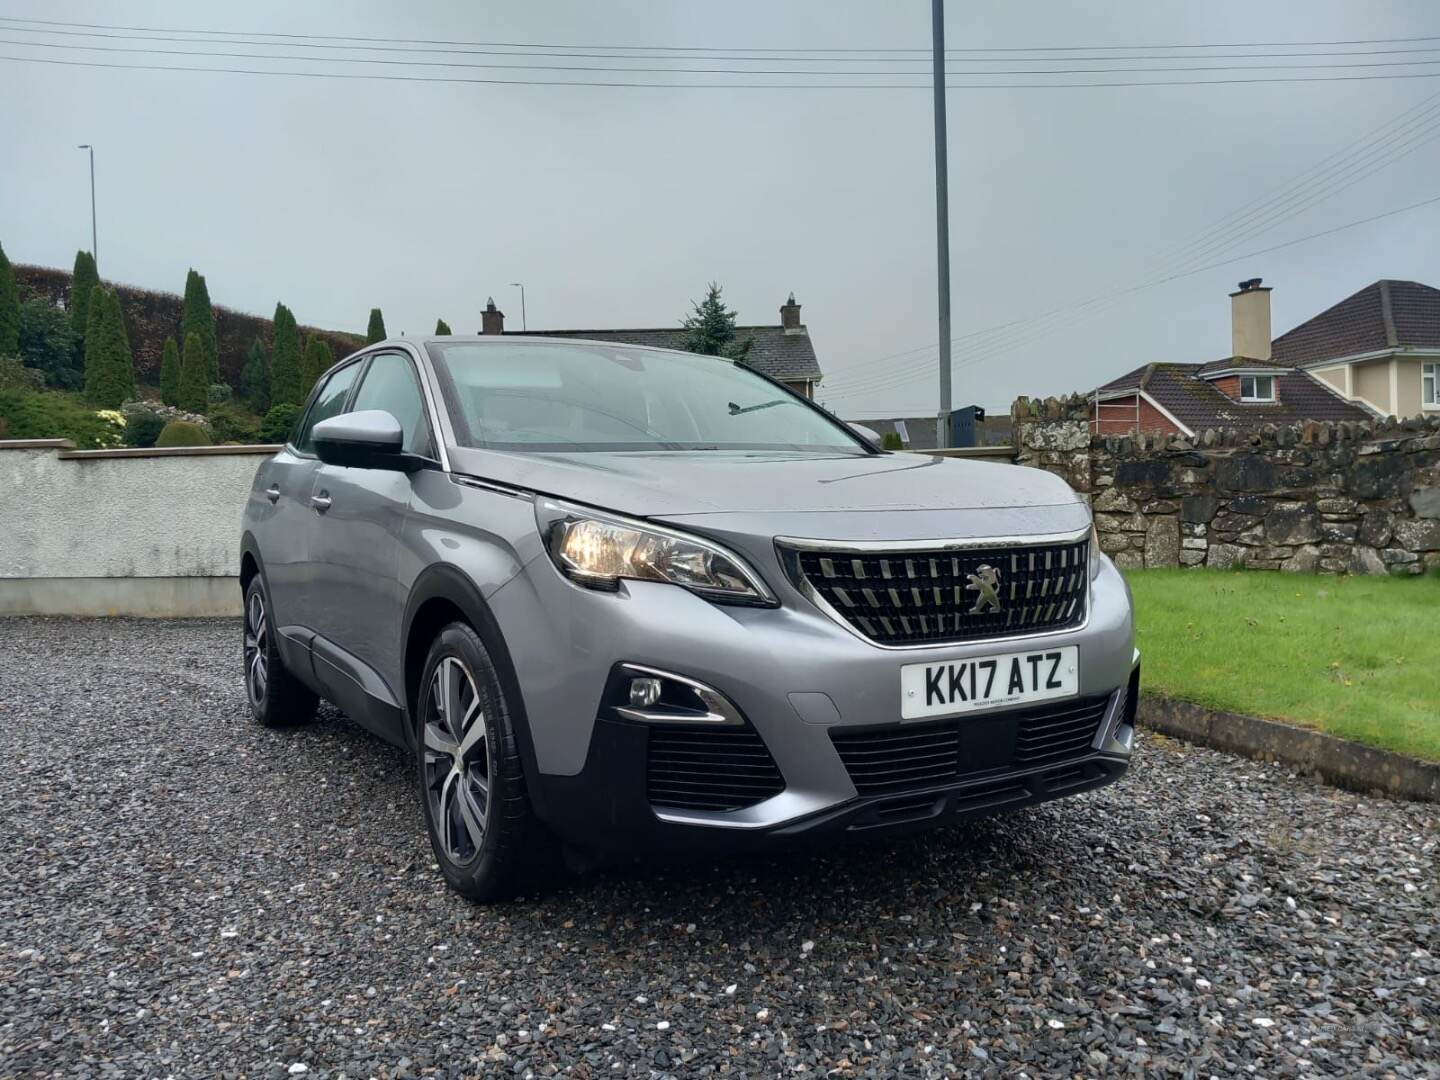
243,575,319,728
416,621,543,902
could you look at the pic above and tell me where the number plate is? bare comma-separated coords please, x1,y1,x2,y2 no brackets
900,645,1079,720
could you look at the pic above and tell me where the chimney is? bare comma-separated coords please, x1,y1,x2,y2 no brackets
1229,277,1272,360
779,292,802,334
481,296,505,335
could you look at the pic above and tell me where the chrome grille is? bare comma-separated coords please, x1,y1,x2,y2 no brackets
790,539,1089,646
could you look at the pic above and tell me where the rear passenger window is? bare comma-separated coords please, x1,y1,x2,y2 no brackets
295,362,363,455
350,352,435,458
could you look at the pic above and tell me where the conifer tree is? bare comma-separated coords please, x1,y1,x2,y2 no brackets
178,331,209,412
82,288,135,407
0,240,19,356
434,318,452,335
366,308,386,343
269,303,304,407
69,250,99,339
159,336,181,406
239,338,269,413
682,282,752,360
302,337,334,394
181,269,219,385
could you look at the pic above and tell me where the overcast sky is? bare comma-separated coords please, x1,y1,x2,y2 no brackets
2,0,1438,419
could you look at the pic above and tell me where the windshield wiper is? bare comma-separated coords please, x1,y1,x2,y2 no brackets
727,398,800,416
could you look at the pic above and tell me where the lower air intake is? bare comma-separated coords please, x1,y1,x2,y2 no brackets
646,724,785,812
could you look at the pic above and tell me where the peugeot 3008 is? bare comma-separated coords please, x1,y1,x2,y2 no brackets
240,337,1138,900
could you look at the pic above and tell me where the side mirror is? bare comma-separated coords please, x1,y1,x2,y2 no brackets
848,422,883,449
312,410,414,470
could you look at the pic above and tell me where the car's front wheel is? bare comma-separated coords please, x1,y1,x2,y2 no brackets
416,622,543,902
242,575,318,727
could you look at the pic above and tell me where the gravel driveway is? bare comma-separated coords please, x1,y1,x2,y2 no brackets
1,617,1435,1078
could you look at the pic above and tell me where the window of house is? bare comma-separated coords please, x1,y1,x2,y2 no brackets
1424,362,1438,408
1239,374,1276,402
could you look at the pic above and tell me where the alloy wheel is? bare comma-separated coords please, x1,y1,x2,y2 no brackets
243,589,269,706
423,656,491,863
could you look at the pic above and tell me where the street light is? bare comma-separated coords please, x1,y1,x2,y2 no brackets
509,282,527,332
76,144,97,271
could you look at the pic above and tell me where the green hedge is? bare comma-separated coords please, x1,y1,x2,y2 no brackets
155,419,212,447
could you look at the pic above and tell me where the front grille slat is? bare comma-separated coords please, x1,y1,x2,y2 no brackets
832,694,1110,797
795,539,1088,646
647,724,785,812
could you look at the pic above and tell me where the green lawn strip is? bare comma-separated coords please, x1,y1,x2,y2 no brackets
1125,569,1440,762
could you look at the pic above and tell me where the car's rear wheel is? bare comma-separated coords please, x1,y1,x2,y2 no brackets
417,622,543,902
243,575,318,727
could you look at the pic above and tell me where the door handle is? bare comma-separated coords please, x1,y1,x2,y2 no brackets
310,492,333,512
265,484,280,504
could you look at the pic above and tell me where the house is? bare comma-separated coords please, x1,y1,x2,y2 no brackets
1090,279,1377,436
475,293,824,399
1271,279,1440,418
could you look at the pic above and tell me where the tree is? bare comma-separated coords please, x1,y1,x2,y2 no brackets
0,240,19,357
239,337,269,413
366,307,387,344
159,336,181,406
434,318,452,335
181,268,219,386
18,298,81,389
682,282,752,360
178,331,209,412
69,250,99,339
82,287,135,408
302,336,333,393
269,302,304,407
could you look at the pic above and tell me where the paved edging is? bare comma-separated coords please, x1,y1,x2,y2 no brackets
1138,695,1439,803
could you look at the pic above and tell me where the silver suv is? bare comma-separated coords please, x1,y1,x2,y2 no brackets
240,337,1138,900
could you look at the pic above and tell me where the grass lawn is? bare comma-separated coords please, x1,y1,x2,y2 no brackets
1126,569,1440,762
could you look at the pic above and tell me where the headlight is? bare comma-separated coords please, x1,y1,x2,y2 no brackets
535,498,775,606
1089,518,1103,575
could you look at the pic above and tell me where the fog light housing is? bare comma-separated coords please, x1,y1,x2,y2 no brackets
629,677,663,708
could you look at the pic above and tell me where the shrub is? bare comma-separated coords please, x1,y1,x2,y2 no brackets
123,408,167,448
159,336,181,406
0,354,44,392
367,307,386,344
302,336,333,393
269,303,303,407
69,251,99,339
881,432,904,450
258,402,302,444
239,337,269,413
434,318,452,335
178,331,208,412
0,389,117,448
207,382,232,407
154,419,212,448
0,240,18,356
206,403,259,444
19,298,82,390
82,287,135,408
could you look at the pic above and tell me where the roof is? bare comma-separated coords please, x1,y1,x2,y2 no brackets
506,325,823,383
1093,362,1372,431
1271,279,1440,367
1193,356,1292,377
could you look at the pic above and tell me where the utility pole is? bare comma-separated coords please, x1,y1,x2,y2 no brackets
931,0,952,448
509,282,527,331
77,144,97,271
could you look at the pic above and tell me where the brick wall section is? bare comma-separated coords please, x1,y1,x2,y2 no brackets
1092,394,1182,436
16,265,365,385
1012,394,1440,574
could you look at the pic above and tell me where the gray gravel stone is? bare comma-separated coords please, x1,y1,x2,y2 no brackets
1,617,1436,1078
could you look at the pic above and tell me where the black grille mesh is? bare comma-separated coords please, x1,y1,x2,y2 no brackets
794,540,1088,646
831,695,1110,797
646,725,785,812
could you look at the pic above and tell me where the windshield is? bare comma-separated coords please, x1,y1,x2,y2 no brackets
426,340,868,453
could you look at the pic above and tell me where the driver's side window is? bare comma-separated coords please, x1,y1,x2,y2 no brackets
295,361,363,455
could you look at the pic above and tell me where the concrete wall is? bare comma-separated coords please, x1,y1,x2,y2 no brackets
0,440,278,616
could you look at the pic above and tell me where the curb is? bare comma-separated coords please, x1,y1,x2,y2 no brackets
1137,695,1440,804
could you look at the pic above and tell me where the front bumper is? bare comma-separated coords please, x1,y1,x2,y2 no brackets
491,548,1138,851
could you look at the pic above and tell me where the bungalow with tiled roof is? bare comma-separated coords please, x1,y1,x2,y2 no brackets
475,293,824,399
1089,278,1385,436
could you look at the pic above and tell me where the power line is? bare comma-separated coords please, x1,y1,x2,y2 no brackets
14,51,1440,89
16,35,1440,77
2,14,1438,54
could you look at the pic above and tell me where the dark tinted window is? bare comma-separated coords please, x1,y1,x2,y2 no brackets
296,361,362,454
351,351,434,458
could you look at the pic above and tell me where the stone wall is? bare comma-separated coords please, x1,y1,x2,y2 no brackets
1011,395,1440,575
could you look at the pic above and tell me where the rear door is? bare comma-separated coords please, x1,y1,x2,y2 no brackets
305,348,439,714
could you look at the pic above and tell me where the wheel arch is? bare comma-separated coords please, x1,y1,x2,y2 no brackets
239,532,264,593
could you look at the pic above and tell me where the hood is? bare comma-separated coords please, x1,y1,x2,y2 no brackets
447,447,1082,521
